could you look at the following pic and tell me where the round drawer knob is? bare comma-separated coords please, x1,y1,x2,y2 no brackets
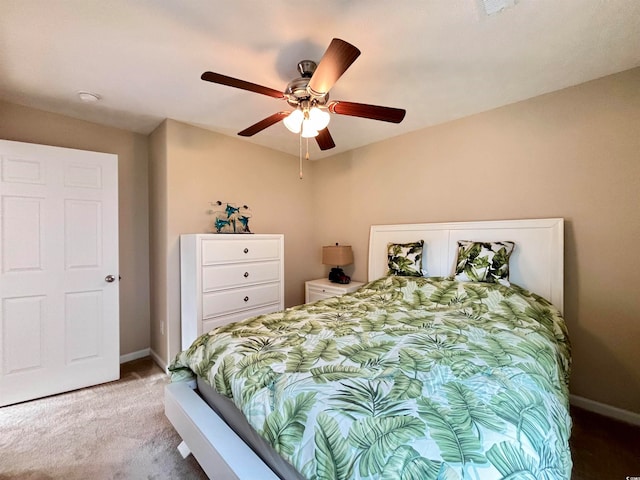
244,296,249,302
243,248,249,254
244,272,249,278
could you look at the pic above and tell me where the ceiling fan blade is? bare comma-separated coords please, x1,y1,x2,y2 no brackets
238,112,290,137
308,38,361,96
201,71,284,99
328,100,406,123
315,128,336,150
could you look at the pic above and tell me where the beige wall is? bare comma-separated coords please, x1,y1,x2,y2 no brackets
1,100,151,357
149,119,318,365
310,68,640,414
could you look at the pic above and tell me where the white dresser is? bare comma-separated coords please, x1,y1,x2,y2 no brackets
180,234,284,350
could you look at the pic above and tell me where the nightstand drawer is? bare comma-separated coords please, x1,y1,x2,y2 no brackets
202,282,280,318
202,261,280,291
305,278,365,303
307,284,346,299
307,287,335,303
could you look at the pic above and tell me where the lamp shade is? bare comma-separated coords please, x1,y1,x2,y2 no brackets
322,245,353,267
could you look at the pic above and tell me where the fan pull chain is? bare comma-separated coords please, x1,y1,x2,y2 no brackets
298,135,311,179
299,132,303,179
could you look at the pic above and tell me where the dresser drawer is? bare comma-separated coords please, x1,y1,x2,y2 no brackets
202,238,280,264
201,303,281,333
202,261,280,291
202,283,280,318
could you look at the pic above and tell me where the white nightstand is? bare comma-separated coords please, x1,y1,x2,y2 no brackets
305,278,365,303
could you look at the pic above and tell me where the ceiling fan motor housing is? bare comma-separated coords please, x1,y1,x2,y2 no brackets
297,60,317,77
285,60,328,108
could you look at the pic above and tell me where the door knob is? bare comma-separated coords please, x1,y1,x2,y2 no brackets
105,275,116,283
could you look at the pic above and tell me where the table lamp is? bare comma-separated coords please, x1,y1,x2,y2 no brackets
322,243,354,284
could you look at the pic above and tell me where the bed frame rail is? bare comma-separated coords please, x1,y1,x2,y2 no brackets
165,382,279,480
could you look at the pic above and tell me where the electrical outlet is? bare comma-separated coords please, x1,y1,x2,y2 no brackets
160,321,165,335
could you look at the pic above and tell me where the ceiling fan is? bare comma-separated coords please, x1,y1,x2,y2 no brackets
201,38,406,152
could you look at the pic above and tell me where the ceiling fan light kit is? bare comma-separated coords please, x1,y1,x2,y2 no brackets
300,119,318,139
201,38,406,174
283,108,304,134
283,104,331,137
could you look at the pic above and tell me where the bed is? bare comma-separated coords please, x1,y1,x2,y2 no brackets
166,218,571,479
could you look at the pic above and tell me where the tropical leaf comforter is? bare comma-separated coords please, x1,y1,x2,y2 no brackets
170,275,572,479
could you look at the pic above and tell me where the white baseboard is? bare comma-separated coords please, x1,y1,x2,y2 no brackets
120,347,169,374
119,348,150,364
570,394,640,426
150,348,169,374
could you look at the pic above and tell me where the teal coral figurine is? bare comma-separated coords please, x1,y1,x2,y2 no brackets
209,201,252,233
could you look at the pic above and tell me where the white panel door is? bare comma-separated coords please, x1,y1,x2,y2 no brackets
0,140,119,406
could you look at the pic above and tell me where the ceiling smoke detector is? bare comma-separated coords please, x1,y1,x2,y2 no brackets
480,0,518,16
77,91,101,103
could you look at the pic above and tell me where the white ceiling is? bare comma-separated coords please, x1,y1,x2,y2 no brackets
1,0,639,159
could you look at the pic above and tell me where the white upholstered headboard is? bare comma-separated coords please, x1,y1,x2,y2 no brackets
368,218,564,313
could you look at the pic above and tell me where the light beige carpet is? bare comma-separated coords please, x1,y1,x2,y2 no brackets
0,358,208,480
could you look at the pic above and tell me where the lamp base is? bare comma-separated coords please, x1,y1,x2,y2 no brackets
328,267,351,284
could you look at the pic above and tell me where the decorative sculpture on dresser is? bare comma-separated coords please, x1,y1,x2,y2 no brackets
209,200,252,233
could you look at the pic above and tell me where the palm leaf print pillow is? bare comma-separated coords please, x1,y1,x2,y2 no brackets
387,241,425,276
454,240,515,285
